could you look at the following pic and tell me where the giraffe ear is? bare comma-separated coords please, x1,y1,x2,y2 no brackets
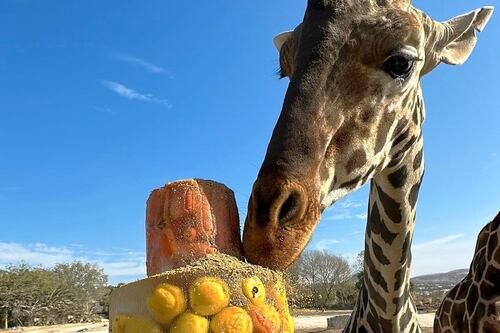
423,7,494,73
439,7,494,65
273,31,293,52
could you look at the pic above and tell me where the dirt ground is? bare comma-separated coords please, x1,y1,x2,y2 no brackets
291,310,435,333
3,311,436,332
3,322,108,333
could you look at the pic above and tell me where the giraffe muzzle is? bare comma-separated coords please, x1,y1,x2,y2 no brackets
242,175,321,269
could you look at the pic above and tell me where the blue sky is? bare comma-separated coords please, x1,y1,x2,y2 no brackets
0,1,498,285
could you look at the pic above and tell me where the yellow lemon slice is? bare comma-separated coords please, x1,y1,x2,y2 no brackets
112,315,162,333
169,312,209,333
210,306,253,333
147,283,187,325
242,276,266,306
189,276,230,316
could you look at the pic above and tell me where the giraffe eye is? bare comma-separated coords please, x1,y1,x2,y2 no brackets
384,55,415,80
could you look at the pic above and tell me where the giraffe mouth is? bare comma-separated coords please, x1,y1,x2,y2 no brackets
242,175,321,270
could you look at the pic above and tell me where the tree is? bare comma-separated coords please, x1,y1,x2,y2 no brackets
0,263,57,326
52,262,108,322
353,250,364,289
0,262,108,328
287,250,353,309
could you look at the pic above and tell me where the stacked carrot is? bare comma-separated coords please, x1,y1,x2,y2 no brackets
146,180,242,275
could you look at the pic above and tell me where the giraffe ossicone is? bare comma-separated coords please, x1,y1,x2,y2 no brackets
241,1,494,332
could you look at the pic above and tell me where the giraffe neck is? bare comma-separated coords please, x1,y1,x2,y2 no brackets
345,132,425,333
434,213,500,333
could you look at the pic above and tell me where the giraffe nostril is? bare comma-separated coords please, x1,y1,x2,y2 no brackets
248,179,307,228
277,191,300,224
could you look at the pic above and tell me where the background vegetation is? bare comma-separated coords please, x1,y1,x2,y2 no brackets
0,250,445,328
286,250,361,310
1,252,361,328
0,262,111,328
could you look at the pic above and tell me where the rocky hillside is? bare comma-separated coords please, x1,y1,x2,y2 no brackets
411,269,469,295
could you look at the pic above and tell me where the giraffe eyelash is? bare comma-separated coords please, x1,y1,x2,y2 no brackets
276,66,285,79
276,65,287,79
384,52,421,81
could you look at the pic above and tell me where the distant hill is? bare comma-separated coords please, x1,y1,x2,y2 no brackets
411,269,469,295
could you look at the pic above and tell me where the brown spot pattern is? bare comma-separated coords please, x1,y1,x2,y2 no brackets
346,149,368,174
388,165,408,189
375,183,402,224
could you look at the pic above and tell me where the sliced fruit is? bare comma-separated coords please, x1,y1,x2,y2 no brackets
189,276,230,316
210,306,253,333
112,315,162,333
170,312,209,333
247,303,282,333
242,276,266,306
147,283,187,325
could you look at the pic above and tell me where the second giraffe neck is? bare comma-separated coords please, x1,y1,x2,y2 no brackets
346,140,425,333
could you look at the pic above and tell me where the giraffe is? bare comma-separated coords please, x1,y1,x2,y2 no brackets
241,1,494,332
434,212,500,333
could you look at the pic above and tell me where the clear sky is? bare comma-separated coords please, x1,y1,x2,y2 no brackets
0,1,498,285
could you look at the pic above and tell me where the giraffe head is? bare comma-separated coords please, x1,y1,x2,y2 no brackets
242,0,493,269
